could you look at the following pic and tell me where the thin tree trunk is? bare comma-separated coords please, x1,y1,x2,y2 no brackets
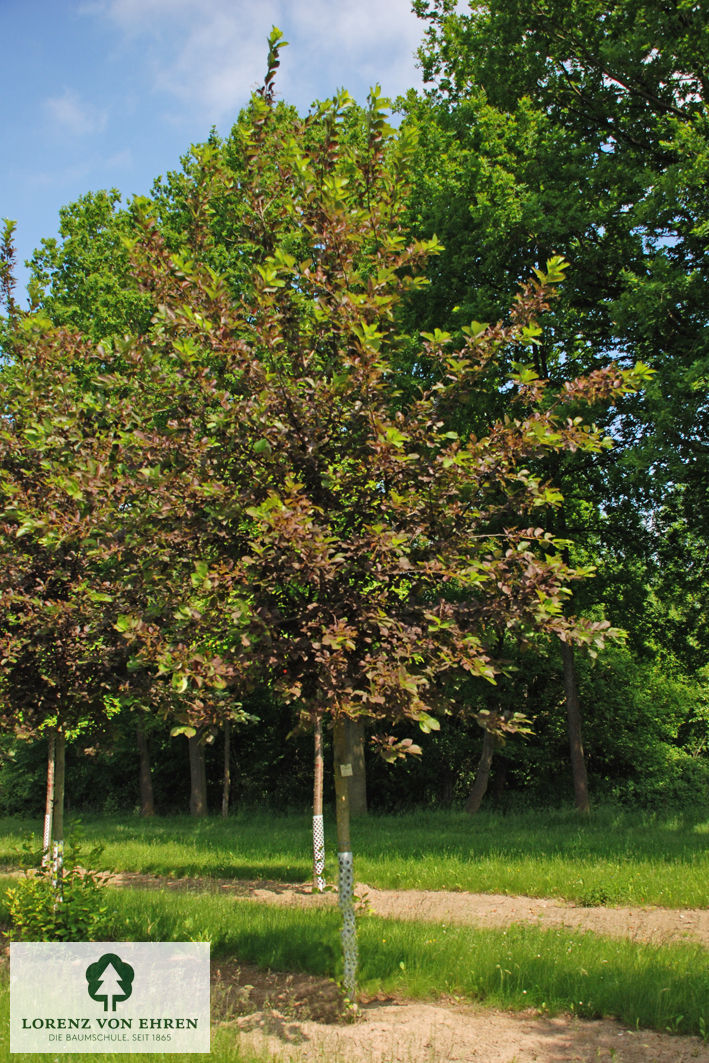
560,639,591,813
52,730,66,898
199,736,208,810
188,732,208,817
136,720,155,817
333,717,357,1003
558,531,591,814
42,730,56,868
465,728,497,814
346,718,367,816
312,717,326,890
221,720,231,818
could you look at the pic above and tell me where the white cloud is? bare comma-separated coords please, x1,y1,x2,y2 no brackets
45,88,108,136
152,5,279,120
83,0,424,126
102,148,134,171
284,0,423,102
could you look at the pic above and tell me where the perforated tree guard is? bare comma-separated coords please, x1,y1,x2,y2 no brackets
42,816,52,869
337,850,357,1001
52,840,64,904
312,814,326,891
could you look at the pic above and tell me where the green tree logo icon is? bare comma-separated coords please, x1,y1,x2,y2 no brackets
85,953,135,1011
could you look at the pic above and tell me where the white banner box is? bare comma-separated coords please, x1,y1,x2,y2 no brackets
10,942,210,1053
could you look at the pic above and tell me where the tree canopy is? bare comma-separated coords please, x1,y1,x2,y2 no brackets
1,13,707,834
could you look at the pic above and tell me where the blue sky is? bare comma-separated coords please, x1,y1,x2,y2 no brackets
1,0,428,301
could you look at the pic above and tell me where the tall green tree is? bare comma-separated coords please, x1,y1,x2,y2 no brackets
404,0,709,805
26,190,151,341
412,0,709,533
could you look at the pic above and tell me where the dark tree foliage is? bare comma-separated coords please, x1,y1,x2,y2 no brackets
402,0,709,803
412,0,709,516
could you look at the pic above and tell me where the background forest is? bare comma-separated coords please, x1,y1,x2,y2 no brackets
1,0,708,822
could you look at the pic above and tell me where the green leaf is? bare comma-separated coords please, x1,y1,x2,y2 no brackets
416,712,441,734
170,725,196,739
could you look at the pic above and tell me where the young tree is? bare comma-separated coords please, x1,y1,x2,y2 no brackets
0,200,256,837
2,31,647,999
312,718,326,890
0,310,129,875
113,33,644,998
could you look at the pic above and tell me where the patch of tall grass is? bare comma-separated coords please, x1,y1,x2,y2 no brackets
1,806,706,907
359,918,708,1038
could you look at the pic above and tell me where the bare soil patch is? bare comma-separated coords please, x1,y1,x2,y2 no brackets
212,960,347,1025
110,872,709,948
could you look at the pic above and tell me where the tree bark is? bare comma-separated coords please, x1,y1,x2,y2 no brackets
346,718,367,816
42,730,56,867
188,732,208,817
221,720,231,818
51,729,66,895
560,639,591,813
136,720,155,817
312,716,326,890
465,728,498,814
492,756,508,802
333,717,357,1002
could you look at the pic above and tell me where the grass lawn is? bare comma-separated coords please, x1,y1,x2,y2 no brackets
0,805,706,907
0,806,706,1047
0,880,706,1039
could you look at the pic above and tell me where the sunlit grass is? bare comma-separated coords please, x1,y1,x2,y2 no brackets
1,806,706,907
359,917,708,1038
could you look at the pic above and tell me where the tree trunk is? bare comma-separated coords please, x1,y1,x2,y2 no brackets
188,732,208,817
136,720,155,817
199,735,208,811
333,718,357,1003
52,730,66,896
42,730,56,867
492,756,508,802
465,728,497,814
312,717,326,890
221,720,231,818
560,639,591,813
346,718,367,816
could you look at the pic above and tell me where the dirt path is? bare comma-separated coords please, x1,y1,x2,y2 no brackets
109,871,709,948
231,999,709,1063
